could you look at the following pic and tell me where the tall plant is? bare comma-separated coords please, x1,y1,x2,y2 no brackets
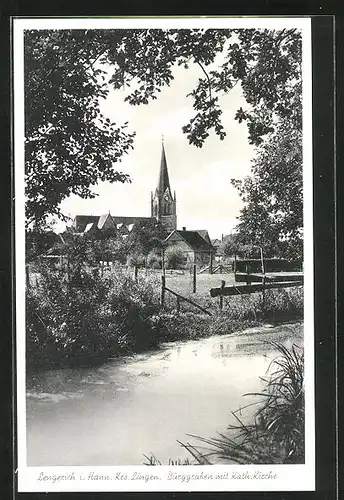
145,342,305,465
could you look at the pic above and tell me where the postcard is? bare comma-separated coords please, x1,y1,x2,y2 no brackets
14,16,314,492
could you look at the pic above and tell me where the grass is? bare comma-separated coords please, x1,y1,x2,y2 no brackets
144,341,305,465
143,454,192,466
27,264,304,372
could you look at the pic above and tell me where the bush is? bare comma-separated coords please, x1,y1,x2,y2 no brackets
126,252,146,268
165,246,186,269
26,262,162,372
147,250,162,269
210,287,303,336
26,254,303,373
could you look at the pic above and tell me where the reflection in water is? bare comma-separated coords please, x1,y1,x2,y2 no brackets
26,322,303,466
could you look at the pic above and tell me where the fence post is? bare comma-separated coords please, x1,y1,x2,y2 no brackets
260,247,265,275
234,254,237,275
262,275,266,312
134,265,138,282
26,264,30,288
219,280,226,310
161,275,165,307
161,249,166,277
209,253,213,274
176,295,180,314
193,263,197,293
246,264,251,285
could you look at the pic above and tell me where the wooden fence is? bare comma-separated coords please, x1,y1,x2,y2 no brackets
210,279,303,310
234,272,303,284
160,276,211,316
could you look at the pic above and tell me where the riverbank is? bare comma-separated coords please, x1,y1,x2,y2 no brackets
26,265,303,373
26,321,303,466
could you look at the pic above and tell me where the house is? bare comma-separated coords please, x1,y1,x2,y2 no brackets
163,228,215,266
211,238,222,251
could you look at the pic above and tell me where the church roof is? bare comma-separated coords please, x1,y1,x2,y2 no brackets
111,216,153,225
74,215,100,232
73,214,154,233
156,142,171,194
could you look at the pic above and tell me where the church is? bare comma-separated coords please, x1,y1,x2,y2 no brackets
73,141,176,235
72,141,215,264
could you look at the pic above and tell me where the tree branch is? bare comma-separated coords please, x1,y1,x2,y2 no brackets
196,60,212,103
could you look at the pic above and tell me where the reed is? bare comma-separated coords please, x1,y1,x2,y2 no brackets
144,342,305,465
184,342,305,464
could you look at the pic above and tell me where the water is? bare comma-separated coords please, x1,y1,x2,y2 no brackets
26,322,303,466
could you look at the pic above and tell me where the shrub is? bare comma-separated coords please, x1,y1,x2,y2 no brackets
210,287,303,336
147,250,162,269
126,252,146,268
165,246,186,269
26,262,162,371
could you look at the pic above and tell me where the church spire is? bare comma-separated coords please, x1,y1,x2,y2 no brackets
151,138,177,232
157,137,171,194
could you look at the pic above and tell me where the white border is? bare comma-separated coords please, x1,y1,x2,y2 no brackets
14,16,314,492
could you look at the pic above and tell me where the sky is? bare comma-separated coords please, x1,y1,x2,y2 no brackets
59,56,256,240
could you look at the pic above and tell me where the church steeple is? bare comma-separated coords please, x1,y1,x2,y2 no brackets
151,138,177,232
157,140,171,195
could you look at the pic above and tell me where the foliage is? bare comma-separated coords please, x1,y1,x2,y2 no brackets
26,224,61,262
26,259,163,371
25,28,301,225
126,252,146,268
147,250,162,269
143,454,192,466
209,287,303,335
26,230,303,373
181,342,304,464
231,121,303,261
25,30,134,226
87,235,128,264
126,219,168,256
164,245,186,269
219,233,262,258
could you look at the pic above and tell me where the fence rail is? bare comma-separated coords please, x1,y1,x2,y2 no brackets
210,278,303,310
234,272,303,284
161,276,211,316
210,280,303,298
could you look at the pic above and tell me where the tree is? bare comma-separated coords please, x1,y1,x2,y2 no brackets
125,219,168,256
25,28,302,225
25,30,134,225
231,121,303,260
26,220,61,261
219,233,260,259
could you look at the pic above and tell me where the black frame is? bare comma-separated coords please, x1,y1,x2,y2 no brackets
0,5,338,500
